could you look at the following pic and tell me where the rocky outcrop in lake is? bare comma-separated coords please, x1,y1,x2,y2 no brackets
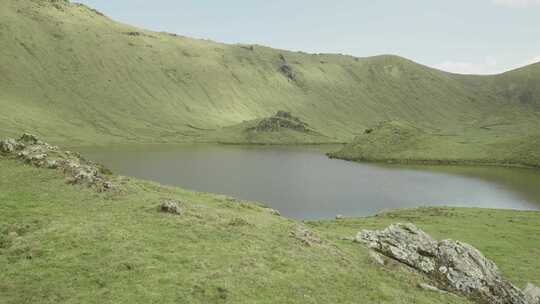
250,111,311,133
356,223,535,304
0,134,113,191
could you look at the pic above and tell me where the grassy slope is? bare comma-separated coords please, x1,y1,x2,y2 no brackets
329,117,540,168
1,0,536,147
0,158,470,304
330,63,540,167
1,157,539,303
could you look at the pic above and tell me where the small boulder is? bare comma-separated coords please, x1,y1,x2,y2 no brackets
103,181,113,190
368,250,386,266
72,165,99,183
0,139,17,153
46,160,58,169
160,200,183,215
268,208,281,216
18,133,40,145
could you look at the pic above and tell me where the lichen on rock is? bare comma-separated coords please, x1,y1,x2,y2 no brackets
0,134,113,191
525,283,540,304
356,223,532,304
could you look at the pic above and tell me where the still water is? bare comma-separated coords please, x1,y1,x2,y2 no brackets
78,144,540,219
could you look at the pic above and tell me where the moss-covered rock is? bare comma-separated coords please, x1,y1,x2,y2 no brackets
0,134,113,190
250,111,311,133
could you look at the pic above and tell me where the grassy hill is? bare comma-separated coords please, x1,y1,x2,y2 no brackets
2,153,539,303
1,0,538,147
328,118,540,168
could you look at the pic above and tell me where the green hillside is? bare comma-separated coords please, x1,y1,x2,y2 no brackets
328,118,540,168
1,0,538,147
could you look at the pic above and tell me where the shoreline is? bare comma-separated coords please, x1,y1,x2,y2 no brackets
327,153,540,171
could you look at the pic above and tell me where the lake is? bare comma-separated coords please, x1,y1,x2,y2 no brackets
78,144,540,220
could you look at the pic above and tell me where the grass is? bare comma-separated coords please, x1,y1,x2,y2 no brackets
1,0,539,153
329,118,540,168
1,156,539,303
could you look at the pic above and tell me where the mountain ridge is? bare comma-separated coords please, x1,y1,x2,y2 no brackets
0,0,538,146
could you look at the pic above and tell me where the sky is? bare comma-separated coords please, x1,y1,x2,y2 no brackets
76,0,540,75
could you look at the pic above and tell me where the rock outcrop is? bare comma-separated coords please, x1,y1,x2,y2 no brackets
356,223,531,304
250,111,311,133
525,283,540,304
0,134,113,191
290,225,323,247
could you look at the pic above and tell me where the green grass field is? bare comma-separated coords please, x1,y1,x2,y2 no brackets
2,157,539,304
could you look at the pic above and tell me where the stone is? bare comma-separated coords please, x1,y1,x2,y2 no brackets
28,153,47,166
74,165,98,181
279,63,295,81
335,214,344,220
1,134,114,191
0,139,17,153
524,283,540,304
356,223,530,304
368,250,386,266
18,133,40,145
268,208,281,216
290,225,322,247
46,160,58,169
357,223,438,273
160,200,182,215
418,283,449,294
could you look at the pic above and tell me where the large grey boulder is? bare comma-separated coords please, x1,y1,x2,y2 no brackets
525,283,540,304
357,223,531,304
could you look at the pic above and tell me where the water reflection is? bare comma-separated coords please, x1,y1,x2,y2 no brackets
77,144,540,219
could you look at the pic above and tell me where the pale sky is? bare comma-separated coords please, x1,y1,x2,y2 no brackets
76,0,540,75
